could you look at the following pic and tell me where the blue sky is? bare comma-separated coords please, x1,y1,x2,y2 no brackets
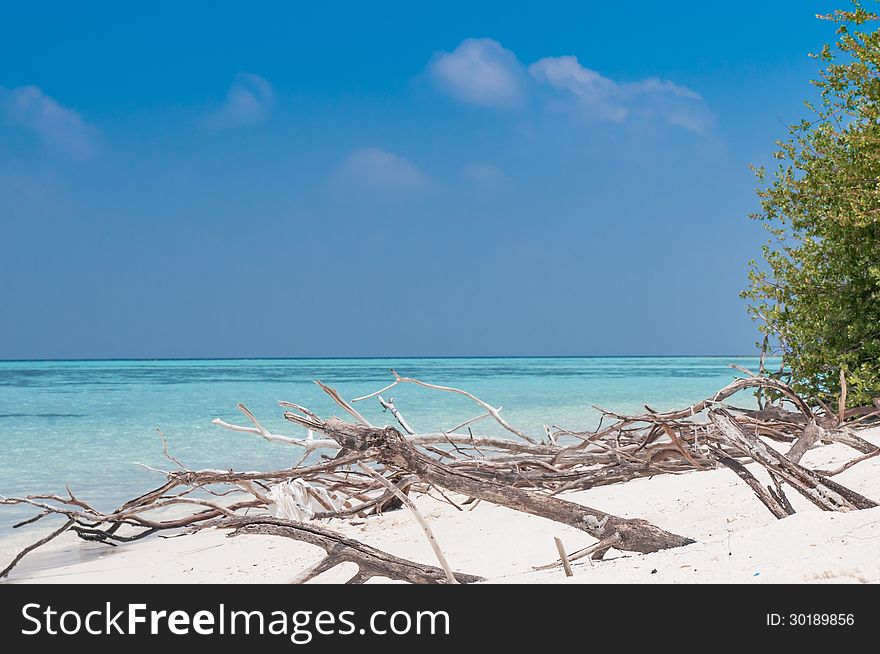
0,1,839,358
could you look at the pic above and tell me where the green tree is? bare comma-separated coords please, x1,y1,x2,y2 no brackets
743,2,880,408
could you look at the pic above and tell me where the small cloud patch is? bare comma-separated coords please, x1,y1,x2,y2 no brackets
200,73,274,129
335,147,430,193
0,86,97,159
463,162,506,190
427,39,526,109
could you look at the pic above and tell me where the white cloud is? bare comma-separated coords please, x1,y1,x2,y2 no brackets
529,56,713,133
621,77,715,133
336,147,429,192
427,38,525,109
463,162,506,189
201,72,274,129
427,40,714,133
0,86,96,159
528,56,626,122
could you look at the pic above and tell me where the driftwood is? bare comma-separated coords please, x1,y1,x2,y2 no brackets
707,408,877,512
554,537,573,577
1,369,878,581
0,518,74,579
816,447,880,477
283,413,693,555
708,446,792,520
355,462,457,583
216,515,482,584
786,420,825,463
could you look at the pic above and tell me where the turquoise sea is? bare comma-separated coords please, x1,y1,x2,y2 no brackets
0,356,772,531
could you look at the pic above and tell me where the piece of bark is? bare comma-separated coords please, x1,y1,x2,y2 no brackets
786,420,824,464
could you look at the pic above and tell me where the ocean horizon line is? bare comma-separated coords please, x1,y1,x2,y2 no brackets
0,353,764,364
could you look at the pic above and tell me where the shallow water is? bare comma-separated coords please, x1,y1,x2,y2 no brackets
0,356,774,530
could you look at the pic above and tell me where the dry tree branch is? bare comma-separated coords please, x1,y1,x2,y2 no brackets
786,420,824,464
356,462,457,584
3,371,878,583
554,537,573,577
283,411,694,555
535,536,620,570
350,380,400,403
447,411,492,434
377,396,415,435
706,446,791,519
708,408,877,512
589,376,815,428
155,429,186,470
315,380,372,426
389,370,538,444
214,515,482,584
729,364,757,377
0,518,74,579
816,447,880,477
659,423,709,469
212,404,337,450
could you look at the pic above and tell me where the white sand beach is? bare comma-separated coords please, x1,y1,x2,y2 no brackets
2,427,878,584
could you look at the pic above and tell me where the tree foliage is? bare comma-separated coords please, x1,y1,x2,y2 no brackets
743,2,880,407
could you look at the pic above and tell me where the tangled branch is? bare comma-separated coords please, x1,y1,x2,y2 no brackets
2,370,877,582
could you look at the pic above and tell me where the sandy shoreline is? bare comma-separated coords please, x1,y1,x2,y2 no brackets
2,428,879,584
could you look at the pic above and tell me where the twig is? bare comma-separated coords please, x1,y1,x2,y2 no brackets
378,396,415,435
554,537,573,577
156,428,186,470
315,381,372,426
447,412,492,434
816,447,880,477
660,424,708,469
351,380,400,403
355,462,458,584
389,370,537,444
212,405,337,450
1,518,74,579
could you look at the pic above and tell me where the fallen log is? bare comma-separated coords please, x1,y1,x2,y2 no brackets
283,413,695,556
